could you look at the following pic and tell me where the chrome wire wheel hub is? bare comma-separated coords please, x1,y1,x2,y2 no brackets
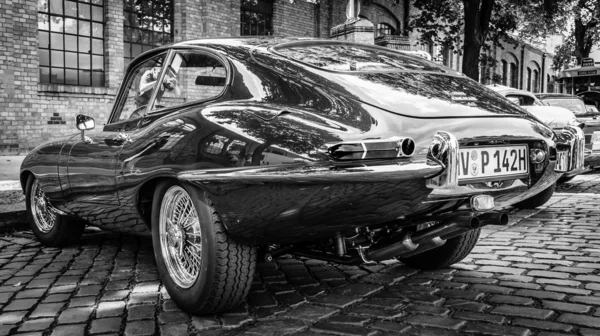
159,186,202,289
30,179,57,233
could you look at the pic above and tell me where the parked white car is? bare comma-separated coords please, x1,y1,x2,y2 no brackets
486,85,589,181
486,85,581,130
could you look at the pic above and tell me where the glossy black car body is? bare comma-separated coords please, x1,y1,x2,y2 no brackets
22,36,585,241
20,37,585,314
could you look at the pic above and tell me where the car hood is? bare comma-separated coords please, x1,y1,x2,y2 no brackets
522,106,575,129
328,72,530,118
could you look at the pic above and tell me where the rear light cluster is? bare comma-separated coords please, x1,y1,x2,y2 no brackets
555,125,585,173
567,118,585,129
322,137,415,161
529,148,546,164
426,131,459,189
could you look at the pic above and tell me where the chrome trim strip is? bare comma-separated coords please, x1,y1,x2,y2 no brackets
177,160,442,184
319,136,416,160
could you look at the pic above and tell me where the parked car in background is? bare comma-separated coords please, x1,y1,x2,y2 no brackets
487,85,586,182
20,38,585,315
536,93,600,169
486,85,579,129
586,104,600,114
577,90,600,109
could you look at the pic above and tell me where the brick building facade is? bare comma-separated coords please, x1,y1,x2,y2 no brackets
0,0,554,155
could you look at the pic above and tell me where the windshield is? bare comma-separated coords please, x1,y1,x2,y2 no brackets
274,43,450,73
543,98,586,114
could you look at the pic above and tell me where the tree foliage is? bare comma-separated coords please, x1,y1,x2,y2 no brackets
549,0,600,69
410,0,559,80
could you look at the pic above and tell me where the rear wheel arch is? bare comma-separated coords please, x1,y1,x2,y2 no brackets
137,176,181,229
20,171,33,193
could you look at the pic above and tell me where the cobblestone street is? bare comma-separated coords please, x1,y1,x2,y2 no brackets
1,175,600,336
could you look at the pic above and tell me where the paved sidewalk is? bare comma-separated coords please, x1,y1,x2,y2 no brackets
0,174,599,335
0,156,26,231
0,156,23,182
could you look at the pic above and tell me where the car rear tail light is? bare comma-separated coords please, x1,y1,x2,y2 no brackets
322,137,415,161
529,148,546,164
555,125,585,173
567,118,585,129
426,131,459,189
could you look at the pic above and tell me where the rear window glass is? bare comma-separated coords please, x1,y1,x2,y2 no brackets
274,44,446,73
505,94,540,106
543,98,586,114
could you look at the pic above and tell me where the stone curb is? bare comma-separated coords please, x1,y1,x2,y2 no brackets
0,183,27,233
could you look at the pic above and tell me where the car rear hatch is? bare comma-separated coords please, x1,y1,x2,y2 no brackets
273,41,530,119
328,71,532,118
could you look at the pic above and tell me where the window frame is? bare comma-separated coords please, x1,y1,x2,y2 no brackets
240,0,274,36
106,46,232,126
533,69,539,93
38,0,106,86
509,62,519,88
376,23,396,37
123,0,174,70
501,60,508,86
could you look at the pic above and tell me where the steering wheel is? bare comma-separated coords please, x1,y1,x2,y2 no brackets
129,105,147,120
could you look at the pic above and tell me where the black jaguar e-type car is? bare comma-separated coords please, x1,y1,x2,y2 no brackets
20,37,584,315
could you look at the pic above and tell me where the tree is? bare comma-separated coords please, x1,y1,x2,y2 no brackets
410,0,558,80
553,36,577,69
551,0,600,69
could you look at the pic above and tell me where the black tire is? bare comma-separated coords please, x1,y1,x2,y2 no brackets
515,182,556,209
151,180,256,315
399,228,480,270
25,175,84,247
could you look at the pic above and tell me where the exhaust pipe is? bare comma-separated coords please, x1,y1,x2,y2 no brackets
368,213,476,262
412,215,479,243
397,237,446,258
478,212,509,226
367,232,417,262
367,211,509,262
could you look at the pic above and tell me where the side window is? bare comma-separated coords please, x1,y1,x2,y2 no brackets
112,53,166,122
151,50,227,111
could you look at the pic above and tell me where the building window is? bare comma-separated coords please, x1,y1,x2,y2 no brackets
123,0,174,70
241,0,273,36
510,62,518,88
377,23,395,37
501,60,507,86
442,48,453,68
533,69,539,93
38,0,105,86
526,67,532,91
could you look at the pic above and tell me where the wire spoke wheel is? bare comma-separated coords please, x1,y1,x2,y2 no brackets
30,179,57,233
159,185,202,288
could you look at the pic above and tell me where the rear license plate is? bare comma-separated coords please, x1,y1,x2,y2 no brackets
458,145,529,182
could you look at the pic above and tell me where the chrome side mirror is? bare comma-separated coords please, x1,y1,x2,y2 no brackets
76,114,95,144
76,114,95,131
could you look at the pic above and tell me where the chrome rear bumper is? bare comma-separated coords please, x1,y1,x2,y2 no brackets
555,125,585,175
